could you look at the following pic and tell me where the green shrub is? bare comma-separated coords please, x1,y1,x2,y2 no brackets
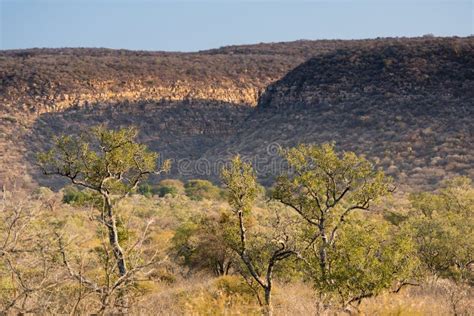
156,179,185,197
184,179,223,201
158,179,185,193
138,183,154,197
408,177,474,283
214,275,256,301
138,179,185,197
62,186,95,206
156,186,178,197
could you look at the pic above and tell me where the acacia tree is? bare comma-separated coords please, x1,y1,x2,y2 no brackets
37,126,170,310
273,143,416,307
221,156,295,315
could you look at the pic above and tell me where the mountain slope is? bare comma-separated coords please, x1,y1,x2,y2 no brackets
1,37,472,190
206,37,474,189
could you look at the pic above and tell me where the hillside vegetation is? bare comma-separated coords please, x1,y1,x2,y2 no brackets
214,38,474,189
0,36,473,190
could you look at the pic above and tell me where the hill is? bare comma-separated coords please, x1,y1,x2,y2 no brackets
0,36,472,189
211,37,474,188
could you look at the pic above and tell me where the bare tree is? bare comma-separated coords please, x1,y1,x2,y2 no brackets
0,190,62,314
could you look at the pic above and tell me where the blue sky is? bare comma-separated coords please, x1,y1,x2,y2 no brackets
1,0,472,51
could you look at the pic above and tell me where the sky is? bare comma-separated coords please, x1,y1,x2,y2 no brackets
1,0,473,51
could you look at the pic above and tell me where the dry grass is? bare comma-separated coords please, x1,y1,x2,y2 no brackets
131,278,473,316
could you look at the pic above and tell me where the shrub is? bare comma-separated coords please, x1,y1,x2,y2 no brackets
214,275,256,301
155,179,185,197
138,183,154,197
138,179,185,197
408,177,474,283
62,186,95,206
184,179,223,201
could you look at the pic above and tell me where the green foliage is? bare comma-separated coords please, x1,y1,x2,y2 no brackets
220,155,262,213
62,186,98,206
408,177,474,283
317,215,420,305
156,185,178,198
273,143,406,306
274,143,392,220
172,220,200,266
158,179,185,193
138,183,154,197
214,275,257,301
184,179,223,201
37,125,170,195
172,212,237,275
138,179,184,198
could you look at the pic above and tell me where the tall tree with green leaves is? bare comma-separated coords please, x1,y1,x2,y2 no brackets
273,143,417,308
37,126,170,279
221,155,295,315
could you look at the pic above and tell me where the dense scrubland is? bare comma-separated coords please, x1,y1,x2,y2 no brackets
1,127,472,315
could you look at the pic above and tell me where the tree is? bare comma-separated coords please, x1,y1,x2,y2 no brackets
37,126,170,312
221,155,295,315
155,179,185,197
273,143,414,307
319,214,419,308
408,177,474,284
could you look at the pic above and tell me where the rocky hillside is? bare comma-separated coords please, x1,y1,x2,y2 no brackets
210,37,474,189
1,37,472,190
0,38,392,188
259,38,473,108
0,37,449,116
0,40,354,116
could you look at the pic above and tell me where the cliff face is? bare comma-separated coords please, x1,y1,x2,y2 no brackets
1,37,473,190
1,41,346,117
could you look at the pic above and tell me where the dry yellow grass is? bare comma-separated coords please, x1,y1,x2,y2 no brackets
131,277,473,316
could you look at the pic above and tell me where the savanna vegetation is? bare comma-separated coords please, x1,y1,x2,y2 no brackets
1,126,472,315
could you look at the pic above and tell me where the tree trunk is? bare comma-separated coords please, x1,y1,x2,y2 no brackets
319,217,328,280
103,194,129,313
263,286,273,316
103,194,127,277
319,243,327,278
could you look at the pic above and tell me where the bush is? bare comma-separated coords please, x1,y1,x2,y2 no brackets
156,179,185,197
184,179,223,201
138,183,154,197
171,213,236,276
214,275,256,301
138,179,185,197
62,186,95,206
319,215,420,306
408,177,474,283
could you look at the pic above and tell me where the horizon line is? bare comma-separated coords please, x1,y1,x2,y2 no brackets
1,34,473,54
